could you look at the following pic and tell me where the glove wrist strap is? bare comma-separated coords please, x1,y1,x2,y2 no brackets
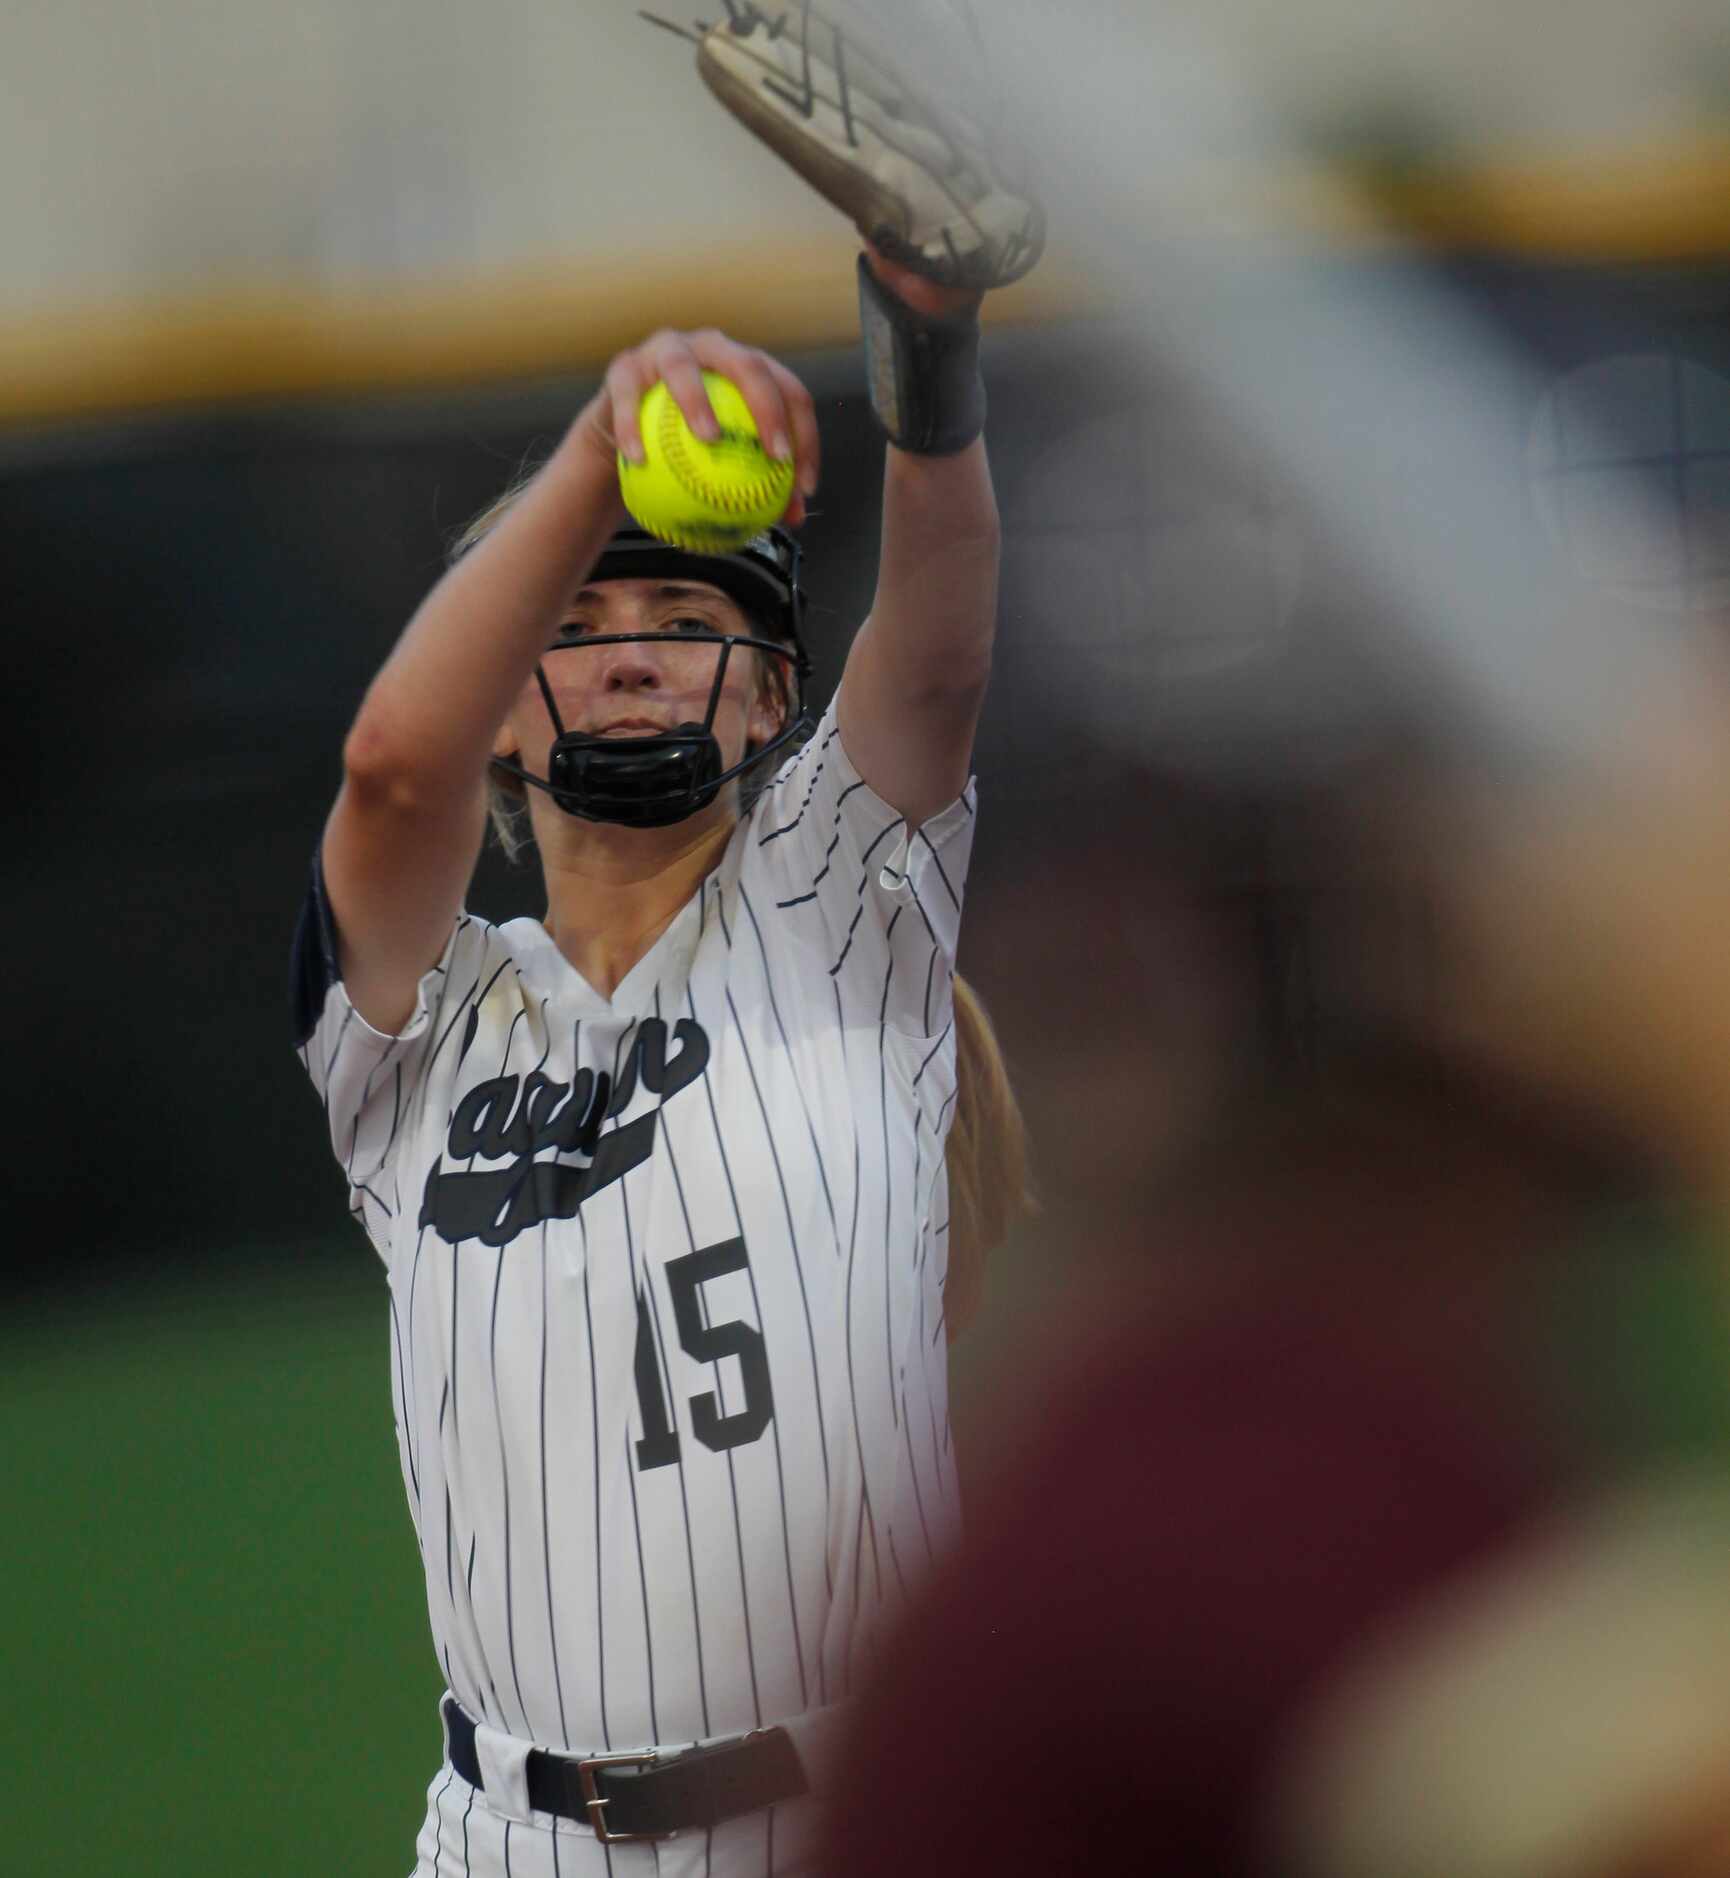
857,255,987,457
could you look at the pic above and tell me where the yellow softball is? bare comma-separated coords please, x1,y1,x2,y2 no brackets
618,372,796,552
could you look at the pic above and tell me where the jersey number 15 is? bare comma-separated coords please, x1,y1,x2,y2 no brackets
633,1237,774,1471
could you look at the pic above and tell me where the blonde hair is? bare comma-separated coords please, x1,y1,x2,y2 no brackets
450,468,795,863
943,973,1035,1342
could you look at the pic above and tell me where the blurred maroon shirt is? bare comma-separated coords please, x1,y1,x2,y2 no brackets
822,1121,1593,1875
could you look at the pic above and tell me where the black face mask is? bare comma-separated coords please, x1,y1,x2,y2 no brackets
493,628,810,829
545,720,724,830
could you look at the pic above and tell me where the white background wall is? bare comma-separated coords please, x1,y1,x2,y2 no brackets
3,0,1724,321
3,0,840,318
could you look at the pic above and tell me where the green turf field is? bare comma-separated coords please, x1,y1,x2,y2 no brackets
0,1224,1047,1876
3,1252,442,1877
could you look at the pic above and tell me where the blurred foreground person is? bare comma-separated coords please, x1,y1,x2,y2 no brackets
821,677,1730,1877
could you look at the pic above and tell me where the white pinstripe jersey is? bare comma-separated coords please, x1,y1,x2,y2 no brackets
294,696,973,1766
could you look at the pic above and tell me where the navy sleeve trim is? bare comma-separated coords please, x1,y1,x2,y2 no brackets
290,845,343,1049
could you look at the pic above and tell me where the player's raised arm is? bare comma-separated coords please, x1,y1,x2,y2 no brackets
674,5,1043,828
837,250,1002,828
321,408,623,1034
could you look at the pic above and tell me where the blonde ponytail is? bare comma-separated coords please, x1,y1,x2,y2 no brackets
943,973,1035,1342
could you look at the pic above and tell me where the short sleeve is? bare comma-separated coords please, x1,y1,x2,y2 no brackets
290,851,470,1252
745,697,976,1040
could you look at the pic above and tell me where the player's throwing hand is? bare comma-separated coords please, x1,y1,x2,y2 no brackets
572,327,821,528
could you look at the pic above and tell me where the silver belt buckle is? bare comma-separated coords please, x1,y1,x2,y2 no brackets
577,1749,664,1844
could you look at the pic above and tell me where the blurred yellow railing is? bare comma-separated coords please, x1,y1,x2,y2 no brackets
3,131,1725,428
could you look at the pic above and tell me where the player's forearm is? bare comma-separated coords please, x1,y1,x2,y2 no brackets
837,440,999,824
867,439,1001,693
345,425,624,798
